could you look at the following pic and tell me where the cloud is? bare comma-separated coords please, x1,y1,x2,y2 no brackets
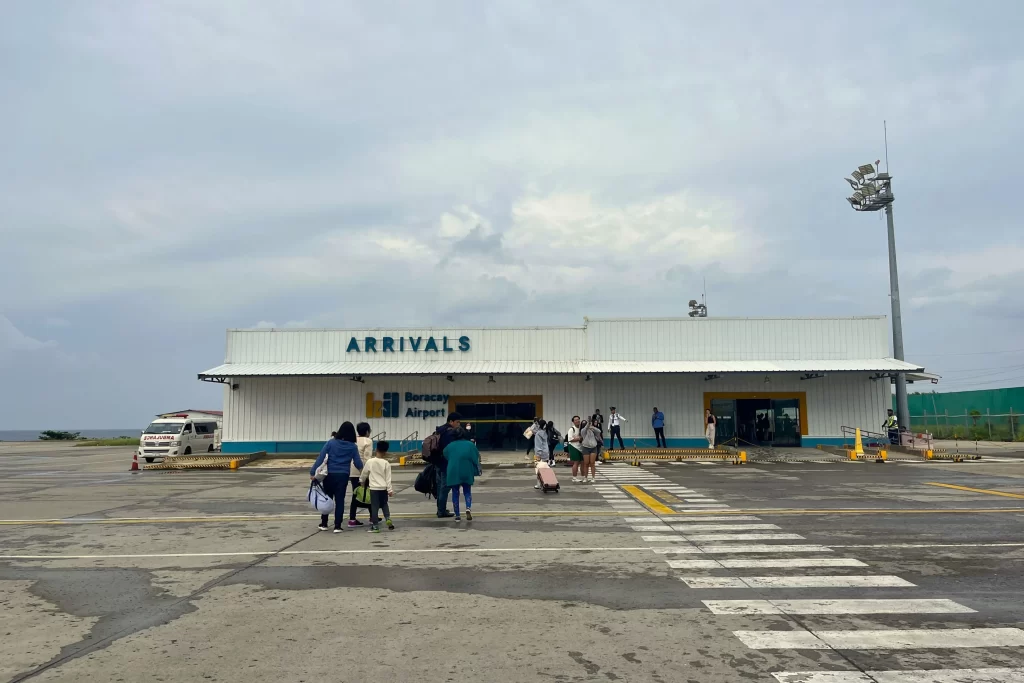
0,315,57,352
44,317,71,328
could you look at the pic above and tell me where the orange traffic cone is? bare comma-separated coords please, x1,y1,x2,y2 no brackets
130,451,140,472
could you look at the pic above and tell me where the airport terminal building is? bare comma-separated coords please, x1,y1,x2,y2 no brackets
199,317,926,454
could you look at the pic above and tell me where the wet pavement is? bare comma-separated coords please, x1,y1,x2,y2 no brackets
3,445,1024,682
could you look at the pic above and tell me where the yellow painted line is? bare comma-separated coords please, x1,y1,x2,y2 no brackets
650,489,683,504
621,485,676,515
926,482,1024,499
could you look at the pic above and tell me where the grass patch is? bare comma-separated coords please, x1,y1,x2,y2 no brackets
74,437,140,447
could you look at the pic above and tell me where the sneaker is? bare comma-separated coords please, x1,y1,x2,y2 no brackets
386,519,395,530
368,526,380,533
317,524,329,531
347,520,363,527
454,515,462,522
333,527,343,533
437,511,455,518
465,510,473,521
571,477,580,483
534,483,541,489
588,477,595,483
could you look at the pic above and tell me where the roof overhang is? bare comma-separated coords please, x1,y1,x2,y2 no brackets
198,358,925,379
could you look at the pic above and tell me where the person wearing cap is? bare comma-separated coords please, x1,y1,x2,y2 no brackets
432,412,462,518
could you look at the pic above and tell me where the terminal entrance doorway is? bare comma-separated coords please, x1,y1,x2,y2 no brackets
450,395,542,451
707,394,804,448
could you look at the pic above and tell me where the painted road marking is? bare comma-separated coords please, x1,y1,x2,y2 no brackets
0,546,654,560
631,525,673,532
706,598,973,615
926,482,1024,499
623,516,657,522
669,524,781,532
684,575,913,588
681,577,747,588
669,515,763,522
734,627,1024,650
680,532,806,542
773,668,1024,683
641,534,685,542
654,544,832,554
672,504,731,509
621,485,676,514
650,490,683,503
669,558,868,569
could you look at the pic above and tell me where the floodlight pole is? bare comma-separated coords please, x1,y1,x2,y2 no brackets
884,198,910,433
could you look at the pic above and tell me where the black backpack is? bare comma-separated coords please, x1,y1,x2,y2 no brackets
414,463,437,499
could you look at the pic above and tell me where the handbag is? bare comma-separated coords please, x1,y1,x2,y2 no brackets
523,426,535,439
307,481,335,515
314,454,330,482
353,484,372,508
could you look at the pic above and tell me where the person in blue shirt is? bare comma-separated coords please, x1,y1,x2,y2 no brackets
652,407,666,448
310,421,364,532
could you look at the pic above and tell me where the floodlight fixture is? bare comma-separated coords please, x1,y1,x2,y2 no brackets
851,170,864,182
845,178,859,189
857,163,876,175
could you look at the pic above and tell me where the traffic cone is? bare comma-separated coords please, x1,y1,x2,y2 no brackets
130,451,140,472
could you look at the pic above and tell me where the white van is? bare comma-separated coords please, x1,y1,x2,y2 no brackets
140,417,220,462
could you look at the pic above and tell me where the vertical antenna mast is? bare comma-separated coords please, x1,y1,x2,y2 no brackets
883,120,890,172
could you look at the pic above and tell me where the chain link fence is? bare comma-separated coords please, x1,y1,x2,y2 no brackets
911,411,1023,442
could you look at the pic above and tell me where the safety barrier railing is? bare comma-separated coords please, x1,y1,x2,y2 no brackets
372,430,387,442
399,431,418,454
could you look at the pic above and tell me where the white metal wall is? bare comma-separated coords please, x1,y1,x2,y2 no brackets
585,318,891,361
224,372,886,443
225,328,585,364
223,374,594,443
223,317,891,365
591,373,888,438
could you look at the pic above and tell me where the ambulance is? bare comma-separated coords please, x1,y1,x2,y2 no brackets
139,415,220,462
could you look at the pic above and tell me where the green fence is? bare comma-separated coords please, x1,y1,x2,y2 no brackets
910,411,1022,442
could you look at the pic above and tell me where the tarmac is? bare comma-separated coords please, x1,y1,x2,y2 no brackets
3,442,1024,682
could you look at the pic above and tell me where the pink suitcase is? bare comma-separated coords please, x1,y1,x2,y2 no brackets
536,462,560,493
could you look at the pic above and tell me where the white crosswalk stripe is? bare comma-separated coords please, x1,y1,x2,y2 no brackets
679,532,806,541
706,598,974,615
668,558,868,569
670,515,762,522
773,668,1024,683
734,628,1024,650
681,575,913,588
654,544,833,554
668,523,781,532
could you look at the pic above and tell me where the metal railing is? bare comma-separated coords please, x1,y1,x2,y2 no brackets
400,431,418,453
372,430,387,443
840,426,889,448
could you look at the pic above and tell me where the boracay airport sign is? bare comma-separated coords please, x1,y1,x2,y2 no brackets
346,335,470,353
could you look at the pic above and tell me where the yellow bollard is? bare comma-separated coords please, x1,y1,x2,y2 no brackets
854,428,865,458
926,449,934,459
399,456,406,467
848,449,857,460
229,459,239,470
876,449,887,463
740,451,747,464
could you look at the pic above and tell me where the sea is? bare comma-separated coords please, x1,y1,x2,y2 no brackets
0,429,140,442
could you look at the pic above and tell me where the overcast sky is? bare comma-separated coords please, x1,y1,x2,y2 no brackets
2,1,1022,429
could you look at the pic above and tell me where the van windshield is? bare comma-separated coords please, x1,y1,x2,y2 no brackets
144,422,184,435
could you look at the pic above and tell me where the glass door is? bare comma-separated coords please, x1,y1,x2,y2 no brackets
770,398,801,447
709,399,736,445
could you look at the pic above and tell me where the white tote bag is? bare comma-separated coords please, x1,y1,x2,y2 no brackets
307,481,335,515
314,454,330,482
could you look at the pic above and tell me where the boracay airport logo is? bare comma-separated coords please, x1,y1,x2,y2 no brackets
365,392,450,419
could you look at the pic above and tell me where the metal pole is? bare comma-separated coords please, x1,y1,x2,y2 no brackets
885,200,910,431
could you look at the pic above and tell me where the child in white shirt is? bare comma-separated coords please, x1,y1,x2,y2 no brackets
360,441,395,533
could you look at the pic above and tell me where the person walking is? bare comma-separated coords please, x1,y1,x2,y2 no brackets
360,441,395,532
430,412,462,518
652,407,666,448
566,416,584,482
348,422,373,527
592,410,605,461
524,418,541,458
579,417,601,483
309,422,364,533
608,407,626,450
533,419,550,466
444,427,481,522
705,409,717,448
546,421,562,466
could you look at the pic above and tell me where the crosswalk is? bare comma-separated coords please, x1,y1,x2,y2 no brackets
597,464,1024,682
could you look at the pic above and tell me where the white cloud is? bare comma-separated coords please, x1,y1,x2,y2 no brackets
0,315,57,352
44,317,70,328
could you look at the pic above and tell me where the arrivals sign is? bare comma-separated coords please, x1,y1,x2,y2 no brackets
347,335,470,353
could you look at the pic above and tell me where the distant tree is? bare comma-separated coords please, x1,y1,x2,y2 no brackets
38,430,81,441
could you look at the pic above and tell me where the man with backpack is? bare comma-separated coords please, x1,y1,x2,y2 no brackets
422,412,462,518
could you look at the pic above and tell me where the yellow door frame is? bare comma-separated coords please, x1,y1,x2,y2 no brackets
704,392,809,436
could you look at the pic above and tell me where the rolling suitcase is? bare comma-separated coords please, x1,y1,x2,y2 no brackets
536,461,560,493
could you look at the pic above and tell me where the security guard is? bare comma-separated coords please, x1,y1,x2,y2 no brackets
883,409,899,445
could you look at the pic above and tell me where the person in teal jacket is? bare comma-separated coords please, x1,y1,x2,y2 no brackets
443,428,481,522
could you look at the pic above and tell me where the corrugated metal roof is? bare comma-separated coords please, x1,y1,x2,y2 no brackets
199,358,924,378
